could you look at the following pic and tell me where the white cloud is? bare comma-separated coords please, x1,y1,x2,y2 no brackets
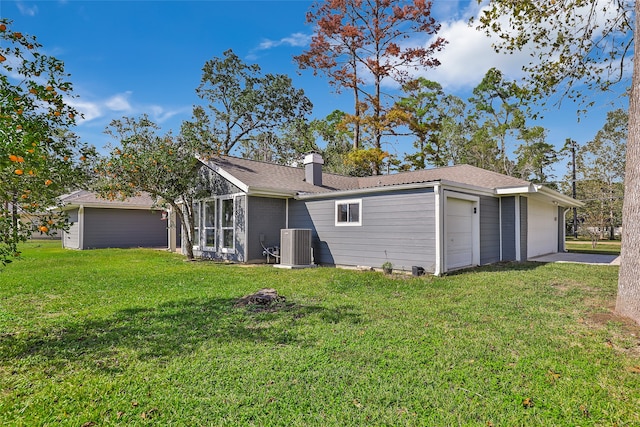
425,0,633,92
16,1,38,16
105,92,133,112
149,105,190,124
257,32,311,50
249,32,312,58
66,98,102,122
66,92,187,128
423,18,532,91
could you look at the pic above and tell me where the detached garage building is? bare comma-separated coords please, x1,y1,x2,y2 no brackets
58,190,168,250
183,155,582,275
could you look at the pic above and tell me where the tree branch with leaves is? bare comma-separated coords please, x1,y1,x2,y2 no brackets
0,19,95,265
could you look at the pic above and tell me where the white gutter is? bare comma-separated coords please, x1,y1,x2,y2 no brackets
58,203,157,211
496,184,583,208
495,185,533,195
246,188,295,198
534,185,584,207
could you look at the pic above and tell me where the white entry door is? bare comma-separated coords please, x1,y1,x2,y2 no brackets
446,197,475,270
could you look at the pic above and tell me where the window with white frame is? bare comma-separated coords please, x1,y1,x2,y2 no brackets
203,200,216,249
192,202,201,249
220,197,235,251
335,199,362,226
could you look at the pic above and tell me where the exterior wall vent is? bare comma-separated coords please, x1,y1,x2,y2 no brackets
280,228,312,267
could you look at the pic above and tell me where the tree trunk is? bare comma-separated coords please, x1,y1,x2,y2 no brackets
616,1,640,325
171,200,195,260
353,85,360,150
351,51,360,151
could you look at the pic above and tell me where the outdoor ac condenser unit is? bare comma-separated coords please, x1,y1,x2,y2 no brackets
280,228,312,267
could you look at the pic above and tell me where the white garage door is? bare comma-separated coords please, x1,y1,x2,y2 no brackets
527,197,558,258
446,198,474,270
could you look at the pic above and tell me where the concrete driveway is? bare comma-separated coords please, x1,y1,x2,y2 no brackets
529,252,620,265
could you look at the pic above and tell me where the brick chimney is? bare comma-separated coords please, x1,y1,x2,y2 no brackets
304,153,324,186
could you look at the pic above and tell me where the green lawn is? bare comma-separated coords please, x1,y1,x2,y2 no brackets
1,242,638,426
566,240,622,255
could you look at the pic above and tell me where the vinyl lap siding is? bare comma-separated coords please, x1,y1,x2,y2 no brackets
289,189,436,273
83,208,167,249
479,196,500,265
501,197,516,261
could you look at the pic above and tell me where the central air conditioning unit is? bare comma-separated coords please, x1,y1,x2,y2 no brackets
280,228,313,267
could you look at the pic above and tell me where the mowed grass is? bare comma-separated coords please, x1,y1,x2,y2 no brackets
566,240,622,255
1,242,639,426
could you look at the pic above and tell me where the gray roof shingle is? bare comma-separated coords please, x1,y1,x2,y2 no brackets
59,190,159,209
202,156,531,195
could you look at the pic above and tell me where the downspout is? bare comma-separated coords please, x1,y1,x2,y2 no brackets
499,197,503,261
562,208,570,252
514,196,521,261
244,195,249,263
434,183,444,276
285,198,289,229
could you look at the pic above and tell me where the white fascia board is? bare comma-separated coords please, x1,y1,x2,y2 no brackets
495,184,583,208
295,182,437,200
245,188,295,199
438,180,496,197
534,185,584,208
58,203,159,211
198,157,250,193
495,185,534,195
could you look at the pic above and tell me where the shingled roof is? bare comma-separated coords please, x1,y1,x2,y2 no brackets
201,156,532,196
58,190,159,210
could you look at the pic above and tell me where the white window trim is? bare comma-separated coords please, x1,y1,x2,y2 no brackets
192,202,201,251
220,195,235,253
202,199,217,251
335,199,362,227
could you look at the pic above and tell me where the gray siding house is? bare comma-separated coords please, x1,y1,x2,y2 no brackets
184,154,581,275
59,190,169,250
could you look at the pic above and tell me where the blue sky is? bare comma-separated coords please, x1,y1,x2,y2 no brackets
2,0,629,179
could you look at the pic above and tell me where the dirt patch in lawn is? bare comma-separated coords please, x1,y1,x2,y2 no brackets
588,307,640,356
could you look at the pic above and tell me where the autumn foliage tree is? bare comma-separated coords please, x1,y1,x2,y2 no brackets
0,19,95,265
295,0,446,160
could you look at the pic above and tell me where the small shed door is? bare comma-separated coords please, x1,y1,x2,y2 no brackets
446,197,474,270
